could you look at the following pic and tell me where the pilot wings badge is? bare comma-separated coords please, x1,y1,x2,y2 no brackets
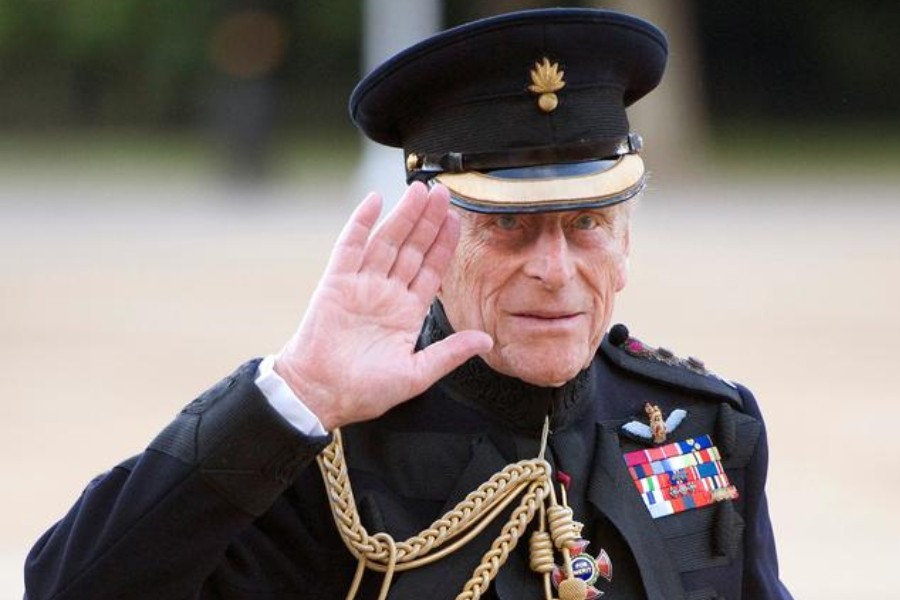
621,402,687,444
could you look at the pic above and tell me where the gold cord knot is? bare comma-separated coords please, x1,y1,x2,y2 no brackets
528,531,555,574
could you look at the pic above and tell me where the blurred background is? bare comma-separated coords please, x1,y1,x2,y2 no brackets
2,0,898,597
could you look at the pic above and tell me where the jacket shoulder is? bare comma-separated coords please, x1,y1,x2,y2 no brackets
599,323,744,409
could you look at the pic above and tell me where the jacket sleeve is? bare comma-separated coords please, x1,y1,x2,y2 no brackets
24,359,331,600
737,384,795,600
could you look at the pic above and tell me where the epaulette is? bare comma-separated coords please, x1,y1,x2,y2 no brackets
600,323,743,409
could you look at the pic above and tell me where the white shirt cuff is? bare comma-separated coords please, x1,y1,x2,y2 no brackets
254,355,328,436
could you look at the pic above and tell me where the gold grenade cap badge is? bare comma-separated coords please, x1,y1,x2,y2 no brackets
528,57,566,112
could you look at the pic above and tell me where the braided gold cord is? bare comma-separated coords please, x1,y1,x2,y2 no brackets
314,389,601,600
454,480,549,600
318,430,550,572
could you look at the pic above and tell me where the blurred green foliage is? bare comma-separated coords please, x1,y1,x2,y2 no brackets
0,0,360,130
697,1,900,119
0,0,215,127
0,0,896,140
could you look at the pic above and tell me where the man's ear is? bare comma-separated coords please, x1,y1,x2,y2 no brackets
616,225,631,292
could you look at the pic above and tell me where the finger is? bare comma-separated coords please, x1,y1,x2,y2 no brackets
410,330,494,394
408,206,461,303
326,192,383,275
359,182,430,276
387,184,452,284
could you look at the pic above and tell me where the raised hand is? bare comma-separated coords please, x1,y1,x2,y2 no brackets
274,182,493,430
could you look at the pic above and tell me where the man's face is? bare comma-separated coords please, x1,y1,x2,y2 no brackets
439,205,631,387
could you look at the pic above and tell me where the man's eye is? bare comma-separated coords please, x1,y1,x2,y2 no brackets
572,214,599,230
494,215,520,230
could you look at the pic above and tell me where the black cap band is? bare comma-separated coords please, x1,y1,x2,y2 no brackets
405,134,644,183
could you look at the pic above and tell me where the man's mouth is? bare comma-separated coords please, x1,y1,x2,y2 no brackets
511,311,583,321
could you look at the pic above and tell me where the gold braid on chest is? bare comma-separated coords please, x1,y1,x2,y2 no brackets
316,420,596,600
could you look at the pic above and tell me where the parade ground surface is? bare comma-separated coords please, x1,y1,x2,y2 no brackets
2,165,898,598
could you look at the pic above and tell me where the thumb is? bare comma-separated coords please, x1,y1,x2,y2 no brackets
411,330,493,391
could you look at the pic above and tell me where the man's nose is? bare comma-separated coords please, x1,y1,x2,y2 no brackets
522,228,575,289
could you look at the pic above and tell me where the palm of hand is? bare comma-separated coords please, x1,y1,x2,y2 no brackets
276,183,492,430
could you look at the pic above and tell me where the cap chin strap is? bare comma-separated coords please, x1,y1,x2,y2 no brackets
406,133,643,183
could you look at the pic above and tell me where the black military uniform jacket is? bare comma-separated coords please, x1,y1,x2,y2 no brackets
25,308,793,600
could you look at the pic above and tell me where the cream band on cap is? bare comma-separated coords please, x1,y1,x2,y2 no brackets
434,154,645,213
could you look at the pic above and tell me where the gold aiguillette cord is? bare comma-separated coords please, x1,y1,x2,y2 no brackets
316,418,590,600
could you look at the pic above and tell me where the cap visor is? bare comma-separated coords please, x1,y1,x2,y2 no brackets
435,154,645,214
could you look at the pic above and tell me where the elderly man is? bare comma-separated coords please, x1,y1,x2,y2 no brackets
25,8,793,600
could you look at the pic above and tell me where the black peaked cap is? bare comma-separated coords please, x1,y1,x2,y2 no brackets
350,8,668,157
